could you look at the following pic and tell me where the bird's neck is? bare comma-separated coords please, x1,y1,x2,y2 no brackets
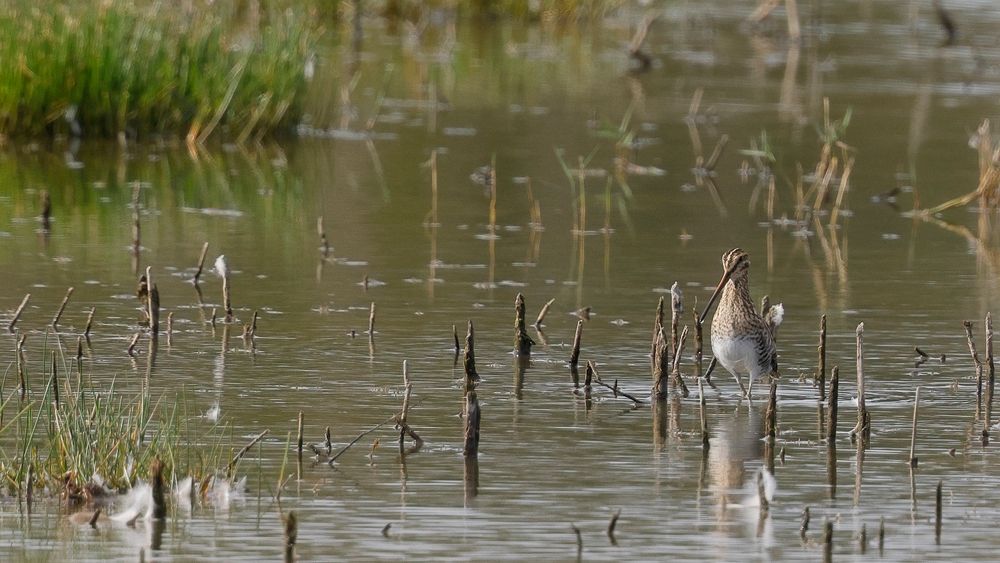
721,276,755,314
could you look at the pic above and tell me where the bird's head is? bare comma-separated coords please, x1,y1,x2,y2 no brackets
722,248,750,281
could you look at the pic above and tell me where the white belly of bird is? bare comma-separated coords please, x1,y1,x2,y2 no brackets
712,335,765,380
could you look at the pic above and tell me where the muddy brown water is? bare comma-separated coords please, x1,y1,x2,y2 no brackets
5,2,1000,560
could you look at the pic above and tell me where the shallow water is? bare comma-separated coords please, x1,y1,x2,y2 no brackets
5,2,1000,561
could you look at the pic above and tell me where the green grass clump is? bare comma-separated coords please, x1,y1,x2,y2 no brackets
0,356,227,499
0,0,318,141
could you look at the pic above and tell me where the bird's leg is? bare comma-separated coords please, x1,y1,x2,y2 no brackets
746,376,754,399
732,372,747,398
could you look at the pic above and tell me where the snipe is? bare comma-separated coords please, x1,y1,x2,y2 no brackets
700,248,783,397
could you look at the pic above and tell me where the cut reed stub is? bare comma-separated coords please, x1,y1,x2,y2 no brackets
463,391,480,457
569,320,583,368
935,479,943,544
463,320,479,387
284,510,297,563
51,287,74,328
150,458,167,520
367,302,376,335
513,293,534,356
908,386,920,468
827,365,840,442
534,297,555,328
607,509,621,545
126,332,141,356
818,314,827,401
822,520,833,563
193,242,210,285
84,306,95,337
651,296,665,360
148,283,160,335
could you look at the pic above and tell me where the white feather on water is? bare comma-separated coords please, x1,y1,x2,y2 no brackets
214,255,228,278
110,482,152,524
205,401,221,422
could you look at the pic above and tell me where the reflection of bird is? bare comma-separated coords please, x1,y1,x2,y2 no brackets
705,248,782,397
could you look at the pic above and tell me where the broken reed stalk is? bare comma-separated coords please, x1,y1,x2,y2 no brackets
149,283,160,335
368,302,376,335
822,520,833,563
698,378,709,447
535,297,556,328
84,307,95,337
878,517,885,554
607,509,621,544
670,325,690,397
8,293,30,332
909,386,920,467
222,270,233,322
193,242,210,284
693,307,704,367
126,332,141,356
227,429,269,478
463,320,478,388
827,366,839,442
17,336,26,400
569,320,584,368
817,314,827,401
397,360,422,447
150,458,166,519
589,361,642,403
571,523,583,557
513,293,534,355
328,415,397,465
850,323,869,443
964,320,984,412
651,296,665,361
283,511,298,563
51,287,74,327
452,324,460,355
670,283,681,357
296,412,304,455
764,379,778,440
799,506,810,541
986,312,995,438
463,391,480,457
652,327,670,399
935,480,942,544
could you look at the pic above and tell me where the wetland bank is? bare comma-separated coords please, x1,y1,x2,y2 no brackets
5,1,1000,560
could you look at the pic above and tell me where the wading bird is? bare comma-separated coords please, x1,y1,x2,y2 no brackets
700,248,783,398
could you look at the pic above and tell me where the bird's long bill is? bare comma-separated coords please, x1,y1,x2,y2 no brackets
698,263,737,326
